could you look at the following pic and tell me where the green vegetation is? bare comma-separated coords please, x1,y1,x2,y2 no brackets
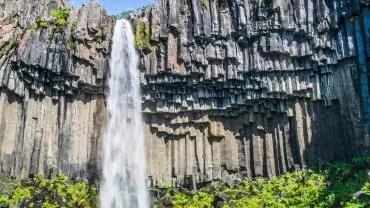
30,7,70,34
66,23,78,53
134,20,160,52
0,41,11,52
154,158,370,208
202,0,209,9
0,158,369,208
31,16,49,34
12,13,20,24
67,39,77,52
0,174,98,208
135,21,152,50
0,41,16,55
51,7,70,31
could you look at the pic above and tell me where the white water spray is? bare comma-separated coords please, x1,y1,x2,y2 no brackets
101,19,148,208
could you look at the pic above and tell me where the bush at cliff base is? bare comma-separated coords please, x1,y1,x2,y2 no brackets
0,156,369,208
0,174,98,208
153,157,370,208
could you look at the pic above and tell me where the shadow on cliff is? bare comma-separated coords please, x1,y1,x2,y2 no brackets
145,98,369,181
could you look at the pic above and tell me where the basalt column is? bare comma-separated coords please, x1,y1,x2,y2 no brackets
135,0,370,187
0,0,114,179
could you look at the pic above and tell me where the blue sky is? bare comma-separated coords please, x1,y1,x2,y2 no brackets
69,0,155,15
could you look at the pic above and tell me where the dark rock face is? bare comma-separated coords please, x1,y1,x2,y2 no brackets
0,0,370,189
136,0,370,187
0,0,114,179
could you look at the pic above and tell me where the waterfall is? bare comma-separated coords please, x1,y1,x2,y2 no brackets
100,19,148,208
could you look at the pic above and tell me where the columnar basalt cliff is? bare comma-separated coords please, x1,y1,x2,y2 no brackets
134,0,370,187
1,0,370,189
0,0,114,179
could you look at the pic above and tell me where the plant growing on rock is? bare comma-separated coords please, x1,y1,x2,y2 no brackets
135,21,152,51
30,16,49,35
51,7,70,31
202,0,209,9
30,7,70,35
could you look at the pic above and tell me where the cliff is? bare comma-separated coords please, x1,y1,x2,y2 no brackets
0,0,115,179
0,0,370,189
134,0,370,187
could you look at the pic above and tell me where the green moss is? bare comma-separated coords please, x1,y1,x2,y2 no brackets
0,41,10,52
66,22,78,53
12,14,20,24
5,42,15,55
135,21,152,50
30,16,49,35
67,39,76,52
0,41,16,55
202,0,209,9
71,22,77,31
134,21,161,52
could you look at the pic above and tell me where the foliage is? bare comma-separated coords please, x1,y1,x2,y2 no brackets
31,16,49,35
353,155,370,164
0,41,11,52
0,157,369,208
31,7,69,34
51,7,70,31
0,174,98,208
202,0,209,9
67,39,77,52
135,21,152,51
155,158,370,208
0,41,16,55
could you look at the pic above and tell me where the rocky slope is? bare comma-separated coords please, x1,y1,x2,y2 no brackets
0,0,114,179
134,0,370,187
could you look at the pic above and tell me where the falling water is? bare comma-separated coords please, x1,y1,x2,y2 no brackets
100,19,148,208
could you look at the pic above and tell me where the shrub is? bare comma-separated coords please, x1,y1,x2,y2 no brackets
30,16,49,35
30,7,69,34
135,21,151,50
51,7,70,31
154,158,370,208
0,174,98,208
